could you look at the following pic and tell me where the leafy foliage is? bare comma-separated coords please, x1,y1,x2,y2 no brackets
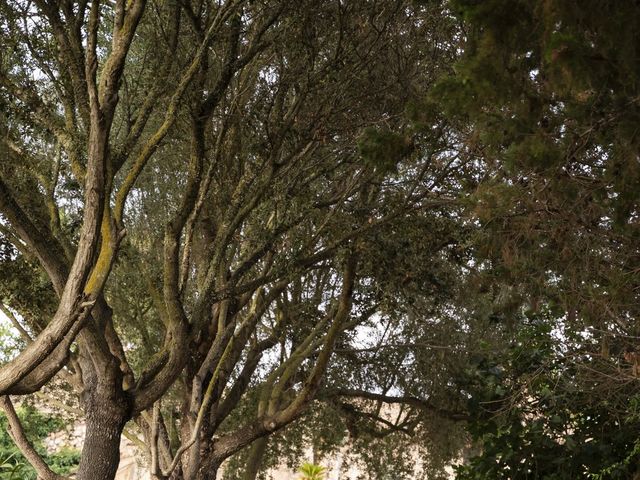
457,317,640,479
298,462,326,480
0,453,27,480
358,128,412,175
0,238,56,332
421,1,640,477
0,0,638,478
0,404,79,479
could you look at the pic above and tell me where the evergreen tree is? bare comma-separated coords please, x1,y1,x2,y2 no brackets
427,1,640,477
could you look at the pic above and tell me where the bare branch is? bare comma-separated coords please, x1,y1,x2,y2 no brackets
324,389,469,422
209,256,357,461
0,305,33,343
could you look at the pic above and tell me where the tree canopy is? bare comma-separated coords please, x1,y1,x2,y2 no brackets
0,0,638,479
429,1,640,477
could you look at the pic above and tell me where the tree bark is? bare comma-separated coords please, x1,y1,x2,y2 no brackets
194,458,221,480
76,385,130,480
242,436,269,480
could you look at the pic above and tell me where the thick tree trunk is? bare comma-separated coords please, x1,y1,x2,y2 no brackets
194,457,221,480
76,386,129,480
168,469,186,480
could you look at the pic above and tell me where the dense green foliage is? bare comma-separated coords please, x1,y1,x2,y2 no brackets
457,318,640,479
424,1,640,478
0,405,79,479
432,0,640,316
0,0,638,478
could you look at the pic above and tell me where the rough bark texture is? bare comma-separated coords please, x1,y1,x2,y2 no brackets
242,437,269,480
76,385,130,480
194,458,220,480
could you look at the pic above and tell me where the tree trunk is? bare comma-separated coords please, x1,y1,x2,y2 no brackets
194,457,221,480
242,437,268,480
76,386,130,480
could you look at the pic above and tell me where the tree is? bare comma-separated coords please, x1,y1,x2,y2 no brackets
424,0,640,476
0,1,465,479
453,313,640,480
430,0,640,353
